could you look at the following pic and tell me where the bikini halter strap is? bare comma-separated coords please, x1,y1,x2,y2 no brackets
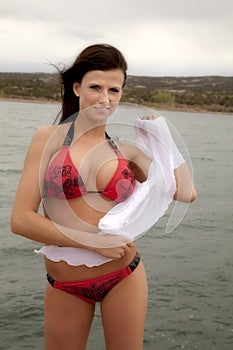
62,121,118,150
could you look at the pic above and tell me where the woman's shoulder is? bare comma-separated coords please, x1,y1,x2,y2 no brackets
34,125,57,140
32,123,70,146
23,126,58,161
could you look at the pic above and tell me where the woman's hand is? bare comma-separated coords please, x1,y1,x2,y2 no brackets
140,115,157,120
91,234,134,259
93,243,134,260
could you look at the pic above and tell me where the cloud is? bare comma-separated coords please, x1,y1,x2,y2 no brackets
1,0,231,23
0,0,232,75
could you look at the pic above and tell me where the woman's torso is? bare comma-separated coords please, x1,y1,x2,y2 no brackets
42,121,138,280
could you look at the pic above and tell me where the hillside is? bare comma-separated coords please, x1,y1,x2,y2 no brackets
0,73,232,113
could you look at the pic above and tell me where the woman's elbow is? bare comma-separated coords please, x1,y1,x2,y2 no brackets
10,209,28,236
190,187,197,202
10,214,22,235
173,186,197,203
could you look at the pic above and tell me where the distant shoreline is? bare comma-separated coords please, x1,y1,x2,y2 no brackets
0,97,60,105
1,97,231,115
1,73,232,115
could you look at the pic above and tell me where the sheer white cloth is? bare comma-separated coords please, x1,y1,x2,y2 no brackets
35,117,185,266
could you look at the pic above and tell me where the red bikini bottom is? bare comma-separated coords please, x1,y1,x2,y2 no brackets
46,252,140,304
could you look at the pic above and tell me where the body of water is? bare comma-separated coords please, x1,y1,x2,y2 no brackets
0,100,233,349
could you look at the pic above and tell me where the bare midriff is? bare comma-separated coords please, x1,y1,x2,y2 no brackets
43,194,137,281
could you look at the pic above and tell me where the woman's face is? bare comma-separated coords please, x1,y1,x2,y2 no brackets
73,69,125,112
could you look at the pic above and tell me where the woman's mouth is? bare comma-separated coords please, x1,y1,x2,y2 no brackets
94,105,111,112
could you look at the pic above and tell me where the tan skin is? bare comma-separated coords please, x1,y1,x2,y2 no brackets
11,69,196,350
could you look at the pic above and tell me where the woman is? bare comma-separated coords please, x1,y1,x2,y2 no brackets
11,44,196,350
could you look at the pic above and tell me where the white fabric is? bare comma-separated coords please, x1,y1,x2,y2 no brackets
35,117,185,266
35,245,112,267
98,117,184,238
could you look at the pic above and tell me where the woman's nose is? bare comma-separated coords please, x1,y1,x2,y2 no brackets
99,90,109,103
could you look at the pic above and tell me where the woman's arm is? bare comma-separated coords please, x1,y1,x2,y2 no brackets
128,147,196,203
173,163,197,203
10,126,84,247
137,115,197,203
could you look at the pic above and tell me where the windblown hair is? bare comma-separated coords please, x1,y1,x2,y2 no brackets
58,44,128,123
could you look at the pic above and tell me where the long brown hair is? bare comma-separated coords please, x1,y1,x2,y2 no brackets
59,44,128,124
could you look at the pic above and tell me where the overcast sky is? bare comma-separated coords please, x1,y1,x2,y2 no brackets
0,0,232,76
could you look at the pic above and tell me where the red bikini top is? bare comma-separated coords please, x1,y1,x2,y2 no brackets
44,122,135,202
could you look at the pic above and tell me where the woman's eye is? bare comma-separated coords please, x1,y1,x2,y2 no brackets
110,88,120,93
90,85,100,90
89,85,120,93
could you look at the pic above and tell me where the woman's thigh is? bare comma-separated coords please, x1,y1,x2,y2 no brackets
44,284,95,350
100,262,148,350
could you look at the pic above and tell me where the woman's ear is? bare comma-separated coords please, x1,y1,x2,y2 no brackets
73,82,80,97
